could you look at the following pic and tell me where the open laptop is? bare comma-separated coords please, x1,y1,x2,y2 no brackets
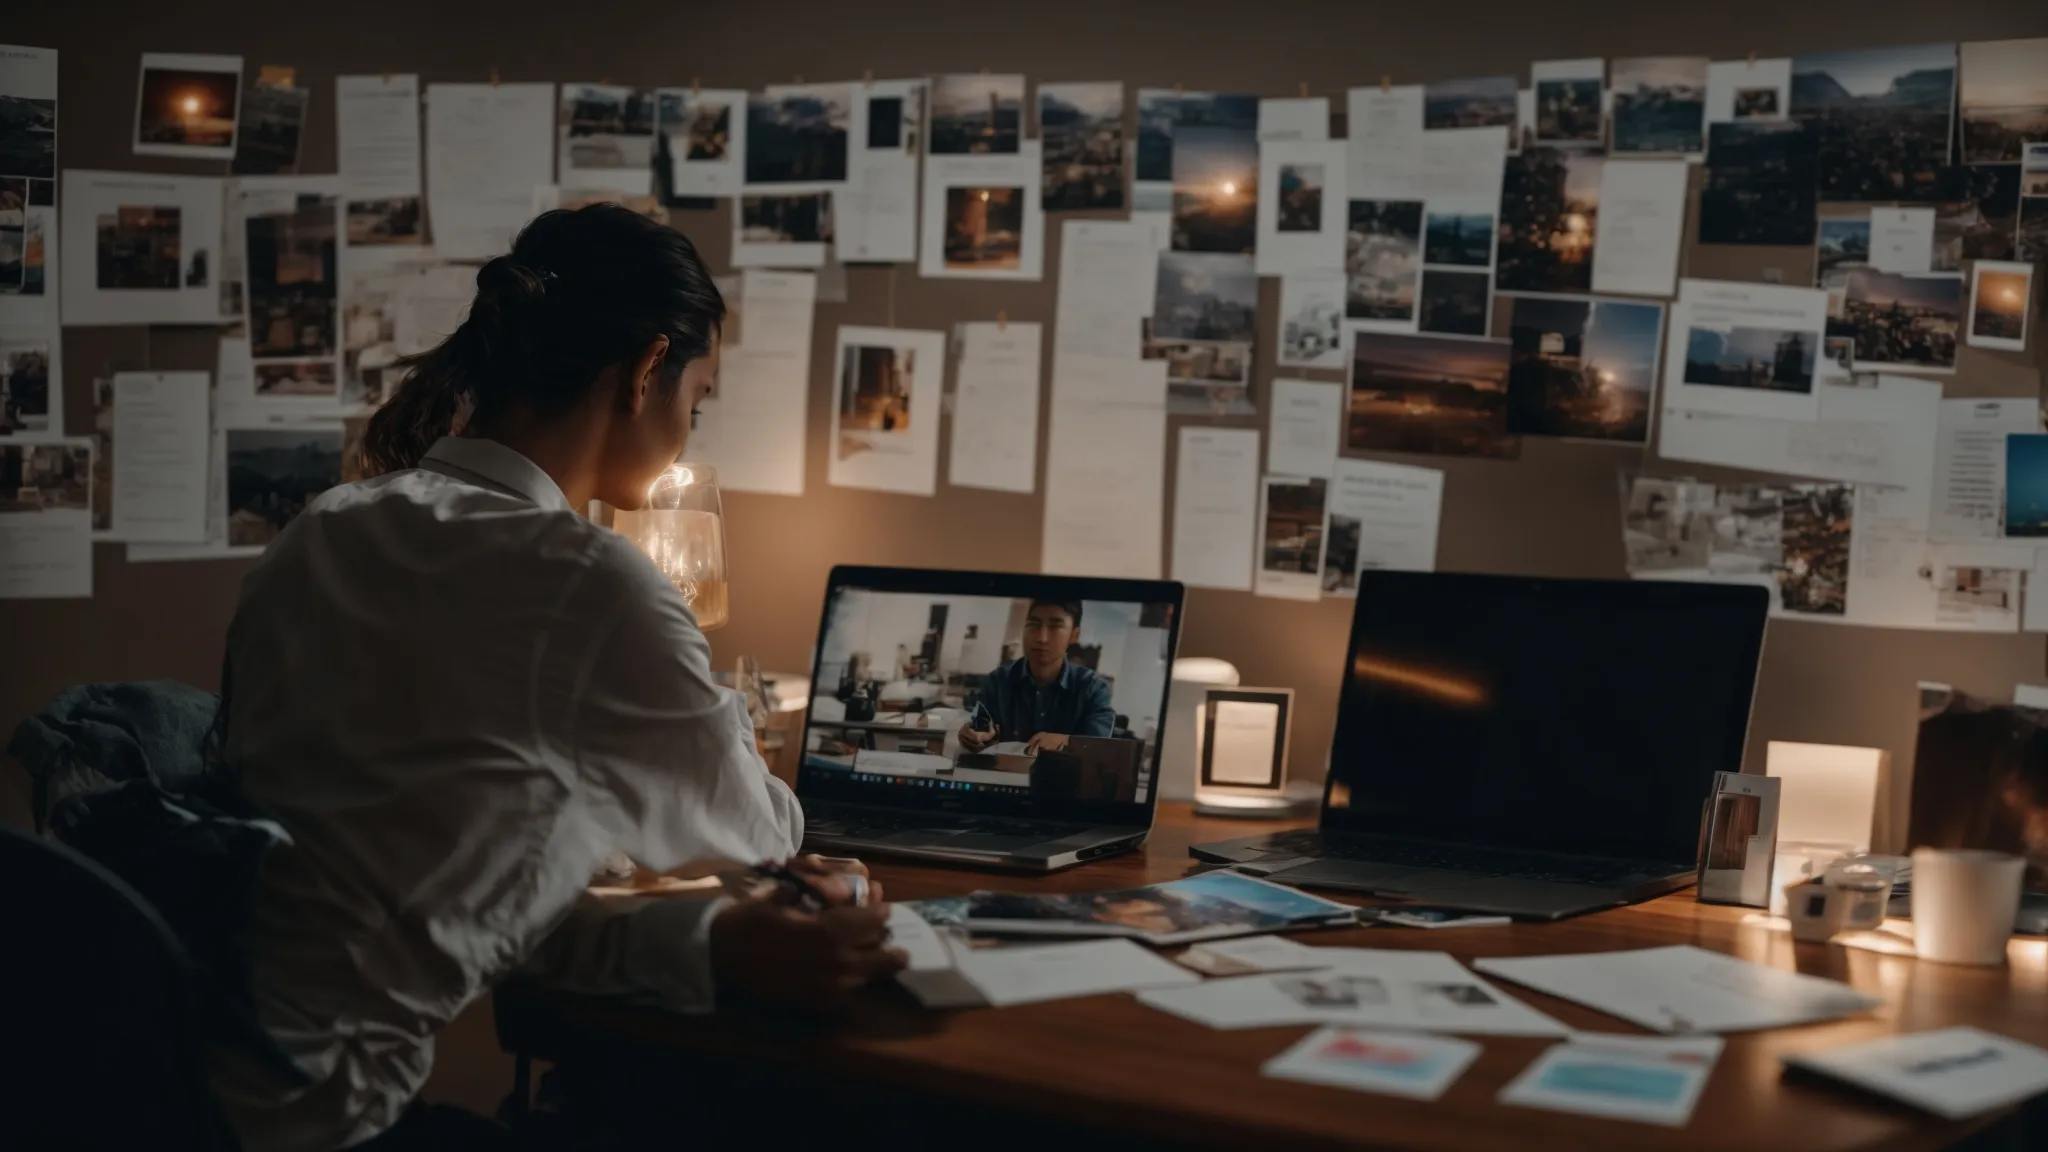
1191,571,1771,919
797,566,1184,871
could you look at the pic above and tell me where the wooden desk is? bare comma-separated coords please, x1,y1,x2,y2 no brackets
498,805,2048,1150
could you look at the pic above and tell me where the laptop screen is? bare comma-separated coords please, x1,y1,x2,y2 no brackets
797,567,1183,824
1322,572,1769,866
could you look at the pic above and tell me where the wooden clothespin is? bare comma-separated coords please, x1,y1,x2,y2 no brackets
1747,51,1758,68
490,67,500,88
997,310,1007,331
599,76,611,86
794,73,805,84
1298,81,1309,98
1174,81,1184,96
1380,74,1392,93
863,69,874,87
691,76,701,95
381,70,392,84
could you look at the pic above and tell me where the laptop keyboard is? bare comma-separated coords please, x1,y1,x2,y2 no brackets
1256,830,1669,886
808,806,1075,842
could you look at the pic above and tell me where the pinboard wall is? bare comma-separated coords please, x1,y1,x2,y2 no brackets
7,0,2048,840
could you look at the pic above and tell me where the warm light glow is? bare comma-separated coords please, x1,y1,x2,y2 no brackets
181,95,202,115
1563,213,1588,234
1220,180,1238,195
1349,655,1487,706
979,190,990,202
2002,288,2022,306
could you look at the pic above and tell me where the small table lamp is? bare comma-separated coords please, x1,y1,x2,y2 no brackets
612,462,730,630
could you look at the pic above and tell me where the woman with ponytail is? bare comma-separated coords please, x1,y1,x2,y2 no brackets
208,206,902,1152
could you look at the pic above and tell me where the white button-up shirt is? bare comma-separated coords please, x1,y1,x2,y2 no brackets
207,436,801,1152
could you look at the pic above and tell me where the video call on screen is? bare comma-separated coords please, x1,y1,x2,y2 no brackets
800,589,1176,805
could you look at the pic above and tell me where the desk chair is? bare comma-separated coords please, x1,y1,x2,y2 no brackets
0,821,240,1151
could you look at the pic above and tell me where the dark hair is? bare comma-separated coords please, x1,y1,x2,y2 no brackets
1028,599,1084,627
361,204,724,475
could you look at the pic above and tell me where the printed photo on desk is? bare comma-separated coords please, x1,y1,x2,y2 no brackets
909,870,1356,946
800,588,1175,804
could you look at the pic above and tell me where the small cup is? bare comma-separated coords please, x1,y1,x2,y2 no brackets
1911,848,2026,966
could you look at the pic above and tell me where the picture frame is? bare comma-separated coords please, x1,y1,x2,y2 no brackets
1199,687,1294,795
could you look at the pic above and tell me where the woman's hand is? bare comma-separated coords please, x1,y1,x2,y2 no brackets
709,887,906,1010
788,854,877,907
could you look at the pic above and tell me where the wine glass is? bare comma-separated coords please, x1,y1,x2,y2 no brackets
614,462,729,630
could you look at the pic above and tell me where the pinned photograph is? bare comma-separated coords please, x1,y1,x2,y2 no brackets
1144,330,1253,415
944,185,1026,271
1708,486,1784,576
1154,250,1258,345
0,441,88,513
245,193,338,372
1278,270,1346,369
1277,163,1324,232
1344,199,1423,324
1172,118,1257,253
134,53,243,159
1683,324,1816,395
561,84,655,173
1959,38,2048,164
0,61,57,183
1779,484,1853,616
1698,121,1816,246
1531,59,1605,147
2006,434,2048,537
1622,476,1713,572
1934,165,2020,267
929,73,1024,155
1134,88,1181,184
1257,475,1328,600
740,191,833,244
745,86,849,185
0,339,51,436
62,171,223,326
864,86,923,154
97,205,186,288
1967,260,2034,352
2025,200,2048,264
226,426,343,546
1791,43,1957,202
1496,148,1602,294
836,343,915,455
346,197,422,247
1424,211,1494,267
1843,269,1965,373
657,87,748,200
1816,216,1870,284
229,84,308,176
1416,269,1489,337
1506,296,1664,444
1610,56,1708,154
1735,89,1780,118
678,94,732,161
1346,331,1517,460
1040,82,1124,212
1424,76,1518,130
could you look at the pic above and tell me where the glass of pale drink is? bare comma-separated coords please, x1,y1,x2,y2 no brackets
615,462,729,630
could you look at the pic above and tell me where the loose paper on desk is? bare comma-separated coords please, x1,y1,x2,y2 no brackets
61,172,222,326
1268,379,1342,479
1171,426,1259,592
110,372,209,544
1264,1027,1482,1102
1592,160,1688,298
1177,934,1331,977
1783,1027,2048,1121
827,326,945,495
1665,280,1829,422
1139,948,1571,1036
336,74,423,229
0,438,92,599
839,79,923,264
949,320,1043,494
686,271,815,496
1932,398,2040,542
1042,357,1166,579
1474,945,1880,1033
1869,207,1936,274
1346,85,1425,201
1322,458,1444,595
1256,140,1346,276
424,82,554,260
908,936,1200,1010
1500,1035,1724,1127
1054,219,1154,361
1706,58,1791,124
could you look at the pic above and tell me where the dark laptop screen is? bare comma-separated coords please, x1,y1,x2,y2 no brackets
1322,572,1769,865
797,568,1182,824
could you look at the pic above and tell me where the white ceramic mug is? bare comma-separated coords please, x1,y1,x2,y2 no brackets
1911,848,2026,966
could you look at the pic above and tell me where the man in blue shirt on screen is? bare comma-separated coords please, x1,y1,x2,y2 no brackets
958,599,1116,754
